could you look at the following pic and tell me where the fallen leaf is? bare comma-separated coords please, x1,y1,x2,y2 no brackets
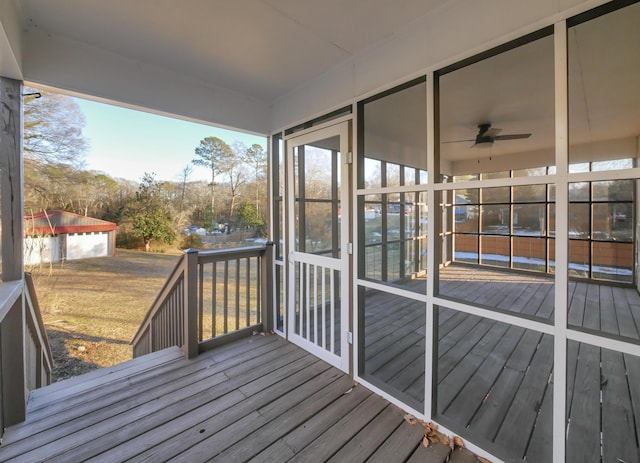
422,436,430,448
453,436,465,449
404,413,417,425
477,457,492,463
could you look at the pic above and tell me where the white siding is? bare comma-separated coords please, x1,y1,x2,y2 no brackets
24,236,60,265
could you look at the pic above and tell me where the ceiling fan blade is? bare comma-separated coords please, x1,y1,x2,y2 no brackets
494,133,531,140
484,128,501,138
442,139,476,143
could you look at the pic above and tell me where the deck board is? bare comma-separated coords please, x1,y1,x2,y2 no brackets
624,353,640,451
442,322,519,426
90,353,325,462
601,349,637,463
250,385,372,461
364,265,640,462
26,346,185,402
4,341,312,462
326,404,404,462
207,373,353,462
565,342,601,463
366,420,424,463
493,333,552,458
406,442,450,463
287,394,389,463
26,346,186,412
613,286,640,339
2,335,454,463
4,339,301,450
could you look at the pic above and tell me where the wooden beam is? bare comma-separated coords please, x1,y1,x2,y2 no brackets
0,77,23,281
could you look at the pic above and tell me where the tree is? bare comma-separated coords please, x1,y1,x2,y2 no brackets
101,178,137,224
224,142,249,223
23,88,88,169
235,202,264,229
192,137,233,229
242,143,267,214
127,173,176,251
23,88,90,218
176,164,193,211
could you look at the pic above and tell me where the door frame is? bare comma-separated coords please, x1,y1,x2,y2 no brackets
284,119,351,372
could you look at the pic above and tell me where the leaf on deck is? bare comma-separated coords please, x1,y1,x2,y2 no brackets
404,413,417,425
343,383,358,395
453,436,465,449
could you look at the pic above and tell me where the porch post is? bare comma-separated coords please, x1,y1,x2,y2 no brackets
0,77,26,427
0,77,24,280
261,242,274,332
183,248,199,359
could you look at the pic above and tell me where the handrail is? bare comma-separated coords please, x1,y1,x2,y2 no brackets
0,274,53,436
132,243,274,359
197,245,269,263
24,272,54,387
131,254,187,347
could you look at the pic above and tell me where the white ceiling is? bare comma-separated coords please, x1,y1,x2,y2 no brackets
3,0,637,169
362,2,640,174
13,0,449,103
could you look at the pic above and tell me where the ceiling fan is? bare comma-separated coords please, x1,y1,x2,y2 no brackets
445,123,531,148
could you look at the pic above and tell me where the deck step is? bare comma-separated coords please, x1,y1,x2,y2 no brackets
26,346,184,411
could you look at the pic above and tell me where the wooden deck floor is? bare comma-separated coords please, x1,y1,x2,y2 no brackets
362,265,640,463
0,335,476,463
438,265,640,341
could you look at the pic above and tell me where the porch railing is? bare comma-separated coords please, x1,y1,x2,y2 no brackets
132,243,274,358
0,274,53,436
24,273,53,391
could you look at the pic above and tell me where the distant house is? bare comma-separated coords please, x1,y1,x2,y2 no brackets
24,211,117,265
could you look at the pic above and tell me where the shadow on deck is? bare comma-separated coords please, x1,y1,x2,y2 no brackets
0,335,477,463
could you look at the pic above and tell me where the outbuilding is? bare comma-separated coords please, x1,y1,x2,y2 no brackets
24,210,116,265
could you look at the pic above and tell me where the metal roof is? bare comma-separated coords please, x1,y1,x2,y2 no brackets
24,210,117,236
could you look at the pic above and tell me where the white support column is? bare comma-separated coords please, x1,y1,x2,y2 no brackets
553,21,569,463
425,71,438,418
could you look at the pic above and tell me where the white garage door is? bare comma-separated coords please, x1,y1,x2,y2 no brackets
66,232,109,260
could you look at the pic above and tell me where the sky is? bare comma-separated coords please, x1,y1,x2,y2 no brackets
73,97,267,183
